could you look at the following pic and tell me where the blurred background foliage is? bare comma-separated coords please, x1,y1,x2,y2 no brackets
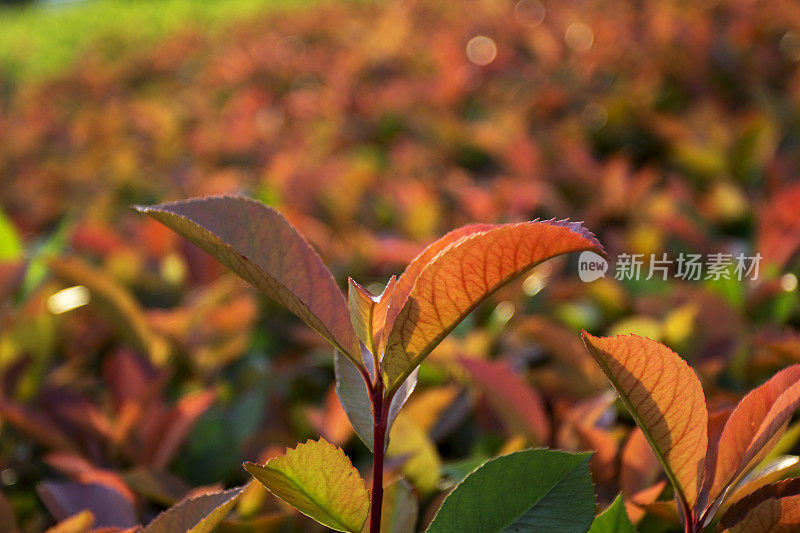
1,0,800,531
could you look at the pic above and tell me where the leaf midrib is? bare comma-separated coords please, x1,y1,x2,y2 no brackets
499,456,589,532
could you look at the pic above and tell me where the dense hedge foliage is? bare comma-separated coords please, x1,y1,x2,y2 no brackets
2,0,800,530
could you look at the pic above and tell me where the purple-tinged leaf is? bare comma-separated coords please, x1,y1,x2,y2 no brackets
135,196,360,362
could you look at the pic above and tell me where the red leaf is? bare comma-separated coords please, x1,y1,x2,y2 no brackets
707,365,800,506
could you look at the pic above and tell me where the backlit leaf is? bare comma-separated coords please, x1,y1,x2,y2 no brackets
349,278,379,355
135,196,360,362
348,276,397,357
383,220,603,391
373,275,397,357
707,365,800,506
142,486,244,533
720,456,800,517
588,494,636,533
384,224,493,336
582,333,708,509
244,438,369,532
720,477,800,532
426,449,595,533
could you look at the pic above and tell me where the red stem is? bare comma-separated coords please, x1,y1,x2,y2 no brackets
369,380,387,533
683,503,700,533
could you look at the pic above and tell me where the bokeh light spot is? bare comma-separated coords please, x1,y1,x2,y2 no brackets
466,36,498,66
565,22,594,52
582,102,608,129
514,0,546,27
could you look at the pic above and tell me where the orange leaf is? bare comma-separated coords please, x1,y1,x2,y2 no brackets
582,333,708,510
384,224,493,336
720,477,800,532
135,196,360,362
382,220,603,391
720,456,800,518
707,365,800,506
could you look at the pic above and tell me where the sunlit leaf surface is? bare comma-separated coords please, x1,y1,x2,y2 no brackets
244,439,369,532
582,333,708,509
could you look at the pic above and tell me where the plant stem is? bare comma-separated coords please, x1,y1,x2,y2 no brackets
683,505,699,533
369,380,387,533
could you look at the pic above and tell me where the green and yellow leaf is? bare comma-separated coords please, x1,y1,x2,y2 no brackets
348,276,396,357
386,412,442,494
244,439,369,533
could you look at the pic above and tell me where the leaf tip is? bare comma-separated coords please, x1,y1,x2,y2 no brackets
542,218,607,259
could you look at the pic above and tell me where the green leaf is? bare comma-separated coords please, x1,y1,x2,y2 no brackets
142,486,244,533
135,196,360,362
0,208,22,261
244,438,369,532
426,449,596,533
588,495,636,533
